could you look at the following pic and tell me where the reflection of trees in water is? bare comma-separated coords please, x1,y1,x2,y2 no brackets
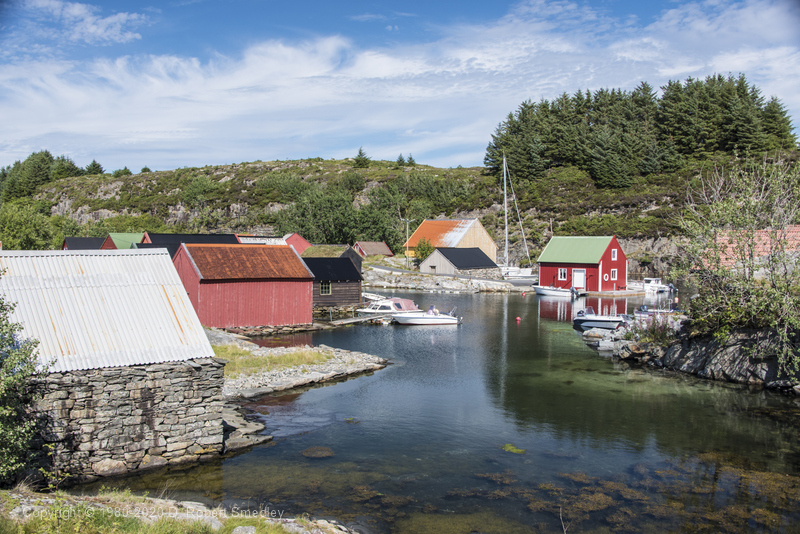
483,321,800,470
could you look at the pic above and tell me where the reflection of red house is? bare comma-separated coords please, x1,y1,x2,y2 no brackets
537,236,627,292
538,296,628,323
284,233,312,255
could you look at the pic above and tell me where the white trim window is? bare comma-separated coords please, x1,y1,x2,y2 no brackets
610,269,618,281
611,248,618,261
558,268,567,281
320,281,332,295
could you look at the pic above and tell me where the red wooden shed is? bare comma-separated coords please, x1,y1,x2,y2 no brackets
173,244,314,328
537,236,628,292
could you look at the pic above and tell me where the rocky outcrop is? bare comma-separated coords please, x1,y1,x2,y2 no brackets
222,344,388,399
363,266,521,293
608,329,798,389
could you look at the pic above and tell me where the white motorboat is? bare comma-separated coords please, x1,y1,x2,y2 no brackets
356,297,422,317
572,306,627,330
534,286,585,298
628,278,677,293
393,306,461,325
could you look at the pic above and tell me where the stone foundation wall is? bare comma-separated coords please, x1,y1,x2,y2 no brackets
458,267,503,280
33,358,225,483
313,305,359,319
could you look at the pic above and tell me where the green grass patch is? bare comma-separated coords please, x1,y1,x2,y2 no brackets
213,345,332,377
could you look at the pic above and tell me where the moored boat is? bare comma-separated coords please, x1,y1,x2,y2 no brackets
356,297,422,317
534,285,585,298
628,278,677,293
572,306,627,330
393,306,461,325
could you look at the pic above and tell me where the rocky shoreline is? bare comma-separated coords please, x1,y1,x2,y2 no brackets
582,326,800,392
362,264,529,293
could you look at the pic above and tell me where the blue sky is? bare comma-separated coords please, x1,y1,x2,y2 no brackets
1,0,799,172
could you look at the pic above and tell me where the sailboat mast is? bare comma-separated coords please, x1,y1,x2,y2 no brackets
503,154,509,267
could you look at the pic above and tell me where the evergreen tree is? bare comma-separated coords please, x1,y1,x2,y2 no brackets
84,160,104,175
141,166,152,173
406,154,416,166
50,155,83,181
353,147,370,168
762,97,797,150
590,129,631,188
527,136,549,180
112,167,133,178
396,154,406,167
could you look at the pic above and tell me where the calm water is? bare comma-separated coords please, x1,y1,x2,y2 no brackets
84,291,800,533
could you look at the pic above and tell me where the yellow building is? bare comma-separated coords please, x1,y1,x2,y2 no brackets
403,219,497,263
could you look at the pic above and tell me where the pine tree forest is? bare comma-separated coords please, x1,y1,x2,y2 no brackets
484,74,797,188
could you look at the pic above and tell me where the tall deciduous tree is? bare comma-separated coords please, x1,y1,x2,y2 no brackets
675,154,800,373
0,294,45,484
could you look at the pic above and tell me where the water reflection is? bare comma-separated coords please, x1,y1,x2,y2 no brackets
76,290,800,533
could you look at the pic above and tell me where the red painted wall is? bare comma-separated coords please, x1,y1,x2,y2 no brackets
596,236,628,291
173,245,312,328
538,237,628,292
101,236,116,250
539,263,600,291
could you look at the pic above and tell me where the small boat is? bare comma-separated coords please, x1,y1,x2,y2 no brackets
632,302,683,318
501,266,538,282
534,285,585,298
356,298,422,317
361,292,387,301
393,306,461,325
628,278,677,293
572,306,627,330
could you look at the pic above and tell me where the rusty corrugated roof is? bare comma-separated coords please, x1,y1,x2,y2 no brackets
184,244,313,280
354,241,393,257
404,219,477,248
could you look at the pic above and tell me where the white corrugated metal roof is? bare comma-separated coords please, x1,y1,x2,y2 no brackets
0,249,215,373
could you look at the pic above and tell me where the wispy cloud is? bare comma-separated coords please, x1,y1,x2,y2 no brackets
0,0,798,170
349,13,386,22
19,0,148,46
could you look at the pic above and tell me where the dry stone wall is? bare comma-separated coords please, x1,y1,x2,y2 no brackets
32,358,225,483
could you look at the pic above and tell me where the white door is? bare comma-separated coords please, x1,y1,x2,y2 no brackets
572,269,586,289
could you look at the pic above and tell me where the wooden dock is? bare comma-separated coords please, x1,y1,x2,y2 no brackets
330,313,393,326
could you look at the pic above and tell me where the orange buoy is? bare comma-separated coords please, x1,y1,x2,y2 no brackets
522,292,526,297
516,316,521,322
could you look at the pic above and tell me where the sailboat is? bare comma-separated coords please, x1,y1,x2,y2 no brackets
498,156,537,281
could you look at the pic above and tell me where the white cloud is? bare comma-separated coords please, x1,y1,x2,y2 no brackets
21,0,147,45
350,13,385,22
0,0,798,170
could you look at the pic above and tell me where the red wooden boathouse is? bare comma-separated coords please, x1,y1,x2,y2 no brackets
537,236,628,292
173,244,314,328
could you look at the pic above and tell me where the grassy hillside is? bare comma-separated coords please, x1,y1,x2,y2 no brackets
33,155,703,257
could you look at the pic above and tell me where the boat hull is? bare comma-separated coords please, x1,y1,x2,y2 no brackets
572,317,625,330
534,286,583,297
393,313,461,325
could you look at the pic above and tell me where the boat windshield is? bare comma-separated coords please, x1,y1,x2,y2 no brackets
585,307,595,315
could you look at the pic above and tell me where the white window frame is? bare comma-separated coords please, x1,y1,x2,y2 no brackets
611,248,618,261
558,268,567,281
320,281,332,295
610,269,618,281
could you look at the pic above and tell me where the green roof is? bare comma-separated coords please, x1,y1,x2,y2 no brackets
301,245,349,258
536,236,613,264
109,233,145,250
